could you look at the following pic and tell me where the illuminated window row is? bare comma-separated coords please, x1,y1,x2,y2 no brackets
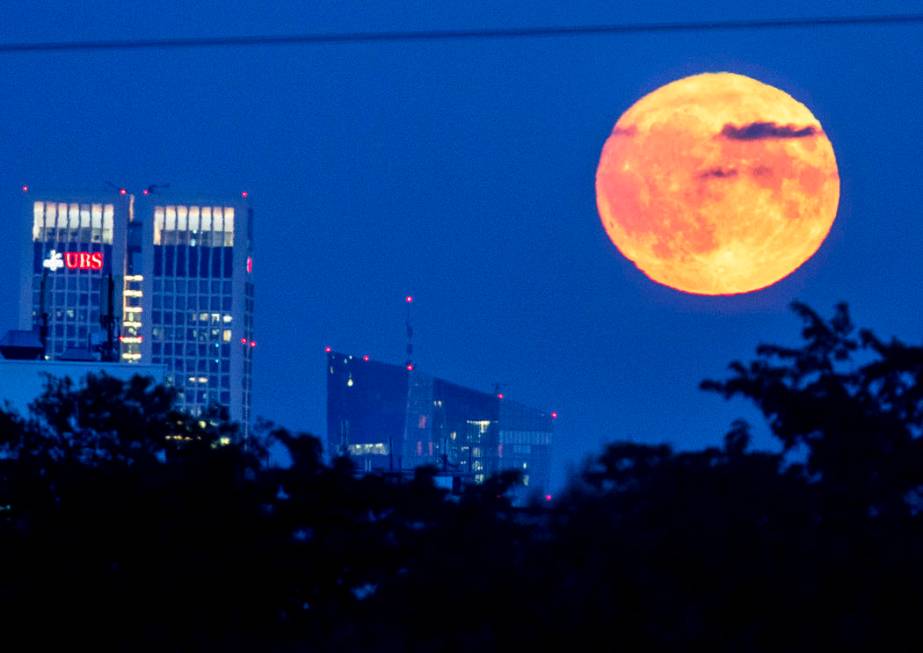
153,205,235,245
32,202,114,243
348,443,389,456
150,327,232,342
171,312,234,323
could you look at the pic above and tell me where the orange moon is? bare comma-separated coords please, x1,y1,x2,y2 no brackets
595,72,840,295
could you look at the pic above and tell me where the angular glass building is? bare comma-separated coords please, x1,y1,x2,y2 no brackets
326,351,554,496
19,186,254,435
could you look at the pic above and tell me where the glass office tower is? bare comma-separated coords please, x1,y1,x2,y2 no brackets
143,198,254,430
20,191,129,359
20,187,254,435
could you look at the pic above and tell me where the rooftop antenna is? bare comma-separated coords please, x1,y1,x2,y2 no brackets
142,182,171,196
103,181,128,195
404,294,414,371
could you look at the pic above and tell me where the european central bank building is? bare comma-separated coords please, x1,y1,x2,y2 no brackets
18,186,255,435
327,352,555,499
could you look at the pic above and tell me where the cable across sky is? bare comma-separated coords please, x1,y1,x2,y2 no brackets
0,13,922,54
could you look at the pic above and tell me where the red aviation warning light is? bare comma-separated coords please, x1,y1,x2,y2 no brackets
241,191,249,199
405,295,413,303
362,354,370,362
551,411,558,420
406,363,414,371
497,393,504,400
21,185,29,193
241,338,248,345
119,188,127,196
324,346,332,353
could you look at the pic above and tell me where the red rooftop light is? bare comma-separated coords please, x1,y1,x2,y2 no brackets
119,188,127,196
544,494,553,502
551,411,558,420
241,191,249,199
142,189,150,196
405,295,413,303
21,184,29,193
497,393,504,400
406,363,414,371
324,346,332,353
241,338,248,345
250,340,256,348
362,354,370,362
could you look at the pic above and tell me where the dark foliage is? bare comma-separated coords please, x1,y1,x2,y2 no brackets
2,303,923,650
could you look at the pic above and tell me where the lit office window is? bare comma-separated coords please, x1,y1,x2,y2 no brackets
103,204,114,243
153,206,164,244
32,202,43,240
68,203,79,233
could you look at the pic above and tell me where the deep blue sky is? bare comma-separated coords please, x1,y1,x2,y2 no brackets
2,2,922,488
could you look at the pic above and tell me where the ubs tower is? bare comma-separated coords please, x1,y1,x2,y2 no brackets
20,190,128,360
326,352,554,497
19,186,255,434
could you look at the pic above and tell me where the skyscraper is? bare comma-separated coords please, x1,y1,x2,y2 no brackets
142,194,255,431
19,186,254,434
19,189,128,360
326,351,554,497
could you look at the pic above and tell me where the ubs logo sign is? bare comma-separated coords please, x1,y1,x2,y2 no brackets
43,249,104,271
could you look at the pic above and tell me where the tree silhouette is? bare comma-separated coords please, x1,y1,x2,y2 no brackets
702,302,923,520
1,304,923,651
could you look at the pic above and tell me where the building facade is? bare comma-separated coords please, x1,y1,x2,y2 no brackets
19,192,129,360
19,186,254,434
326,351,554,496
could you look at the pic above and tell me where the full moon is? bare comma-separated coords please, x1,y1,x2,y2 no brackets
595,72,839,295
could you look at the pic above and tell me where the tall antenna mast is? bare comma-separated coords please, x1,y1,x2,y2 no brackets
404,294,414,371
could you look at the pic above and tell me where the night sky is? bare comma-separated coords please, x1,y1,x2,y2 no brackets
2,2,922,488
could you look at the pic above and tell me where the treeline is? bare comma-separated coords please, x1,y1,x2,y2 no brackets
2,303,922,651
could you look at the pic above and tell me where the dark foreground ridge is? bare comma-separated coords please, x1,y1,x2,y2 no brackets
2,302,922,651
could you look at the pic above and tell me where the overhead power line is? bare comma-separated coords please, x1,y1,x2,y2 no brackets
0,13,922,54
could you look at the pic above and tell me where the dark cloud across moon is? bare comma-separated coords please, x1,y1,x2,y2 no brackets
720,121,818,140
